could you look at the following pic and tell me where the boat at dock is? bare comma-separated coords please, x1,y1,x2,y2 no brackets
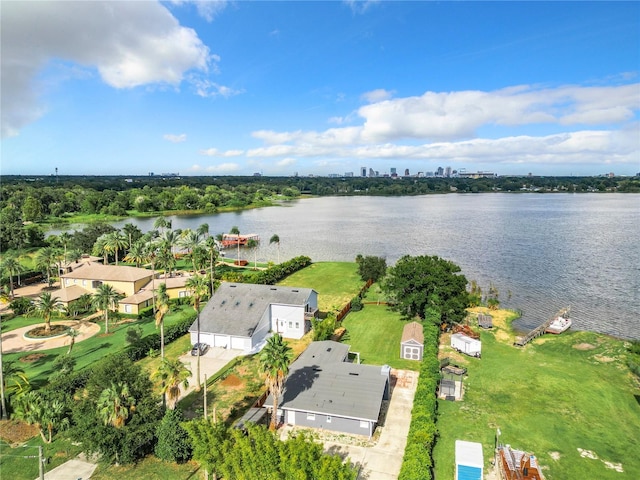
545,307,572,334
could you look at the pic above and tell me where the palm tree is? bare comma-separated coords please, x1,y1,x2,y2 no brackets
124,240,146,268
122,223,141,250
0,254,24,298
179,229,203,273
93,234,110,264
203,237,219,294
153,357,191,409
14,391,69,443
97,381,135,428
157,243,177,279
153,217,171,235
66,328,79,354
247,238,259,270
93,284,123,334
32,292,63,334
107,231,129,265
230,226,241,265
185,274,209,391
269,234,281,264
2,360,30,395
144,241,158,313
36,247,61,287
196,223,209,240
259,333,292,430
155,283,170,358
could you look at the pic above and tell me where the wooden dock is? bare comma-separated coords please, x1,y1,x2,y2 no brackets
514,308,566,347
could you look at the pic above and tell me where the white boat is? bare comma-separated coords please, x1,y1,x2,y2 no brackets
545,308,572,334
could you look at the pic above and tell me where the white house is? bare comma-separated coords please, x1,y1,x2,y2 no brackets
189,282,318,352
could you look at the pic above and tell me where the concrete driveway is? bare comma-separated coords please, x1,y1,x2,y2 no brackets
178,346,242,400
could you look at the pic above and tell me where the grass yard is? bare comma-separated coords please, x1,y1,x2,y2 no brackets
90,457,201,479
3,305,195,387
278,261,363,312
433,307,640,480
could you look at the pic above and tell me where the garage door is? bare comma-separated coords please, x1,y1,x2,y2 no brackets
214,335,230,348
403,346,421,360
231,337,246,350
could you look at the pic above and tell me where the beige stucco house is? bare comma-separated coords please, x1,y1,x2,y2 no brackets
60,263,154,297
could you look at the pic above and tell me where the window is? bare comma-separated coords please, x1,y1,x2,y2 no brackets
326,416,332,423
307,413,315,421
179,291,187,298
295,322,299,329
124,304,132,313
288,322,293,328
360,421,368,429
82,280,86,286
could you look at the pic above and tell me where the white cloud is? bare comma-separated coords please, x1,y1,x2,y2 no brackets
361,89,394,103
169,0,228,22
163,133,187,143
205,163,241,173
277,158,297,167
190,78,244,98
1,1,210,138
199,148,244,157
344,0,380,15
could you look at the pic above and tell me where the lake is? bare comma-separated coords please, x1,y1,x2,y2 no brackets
59,193,640,340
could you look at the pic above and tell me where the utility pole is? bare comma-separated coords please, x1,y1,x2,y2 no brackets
0,315,6,419
39,446,45,480
203,374,207,418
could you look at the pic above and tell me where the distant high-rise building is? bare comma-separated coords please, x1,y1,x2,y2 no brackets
404,169,410,176
345,172,354,177
436,166,444,177
361,167,367,177
390,167,397,175
445,166,452,178
369,168,375,177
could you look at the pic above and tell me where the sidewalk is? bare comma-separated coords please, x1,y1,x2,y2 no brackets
1,321,101,354
38,453,98,480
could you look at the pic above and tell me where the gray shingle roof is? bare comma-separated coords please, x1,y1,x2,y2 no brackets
278,341,389,422
189,282,315,338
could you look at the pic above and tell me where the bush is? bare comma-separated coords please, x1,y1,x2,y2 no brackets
155,409,192,463
9,297,32,315
242,256,312,285
350,296,363,312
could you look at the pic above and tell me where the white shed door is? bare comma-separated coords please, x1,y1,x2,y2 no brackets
231,337,245,350
214,335,229,348
403,346,421,360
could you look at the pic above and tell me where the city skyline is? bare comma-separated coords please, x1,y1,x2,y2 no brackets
2,1,639,177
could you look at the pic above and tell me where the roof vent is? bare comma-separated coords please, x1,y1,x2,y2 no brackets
249,302,253,307
230,285,236,288
270,287,277,290
327,347,332,352
235,301,240,306
349,372,359,376
292,289,299,292
221,300,226,305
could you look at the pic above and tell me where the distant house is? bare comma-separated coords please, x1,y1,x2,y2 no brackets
189,282,318,351
60,263,154,297
400,321,424,360
118,276,192,314
271,340,390,437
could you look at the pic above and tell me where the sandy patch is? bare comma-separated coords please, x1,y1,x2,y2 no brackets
573,343,596,350
594,354,616,363
549,451,561,460
220,374,243,388
603,461,624,472
578,448,598,459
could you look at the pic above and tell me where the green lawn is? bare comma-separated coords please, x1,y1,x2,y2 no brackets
278,261,363,312
433,312,640,480
3,305,195,387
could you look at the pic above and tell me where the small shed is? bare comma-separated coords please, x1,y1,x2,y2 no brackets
455,440,484,480
478,313,493,329
401,321,424,360
451,333,482,358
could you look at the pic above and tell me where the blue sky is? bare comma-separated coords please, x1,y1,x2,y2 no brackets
2,1,639,177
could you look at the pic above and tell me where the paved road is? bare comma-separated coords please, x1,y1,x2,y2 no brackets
177,346,243,400
1,321,101,354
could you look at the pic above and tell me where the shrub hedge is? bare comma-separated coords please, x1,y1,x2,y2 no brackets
398,321,441,480
242,256,312,285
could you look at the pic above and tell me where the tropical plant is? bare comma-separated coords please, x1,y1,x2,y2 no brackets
153,217,171,234
230,225,241,265
97,381,136,428
179,229,203,273
122,223,142,250
155,409,192,463
155,282,170,358
203,236,219,294
14,391,70,443
105,231,128,265
269,234,281,264
259,333,292,430
124,239,146,268
0,253,24,297
92,233,111,264
35,246,62,287
196,223,209,239
185,274,209,391
32,291,63,333
66,328,79,354
2,360,30,395
153,357,191,409
93,283,123,334
246,238,258,270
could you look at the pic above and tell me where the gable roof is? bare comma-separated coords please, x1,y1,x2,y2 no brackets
60,263,153,283
401,321,424,344
51,285,90,303
191,282,315,338
277,340,389,422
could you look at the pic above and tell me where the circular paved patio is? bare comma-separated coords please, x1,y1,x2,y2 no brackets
1,320,101,354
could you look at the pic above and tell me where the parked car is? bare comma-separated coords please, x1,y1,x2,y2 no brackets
191,343,209,356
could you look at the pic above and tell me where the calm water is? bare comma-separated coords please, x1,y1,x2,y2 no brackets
62,193,640,340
